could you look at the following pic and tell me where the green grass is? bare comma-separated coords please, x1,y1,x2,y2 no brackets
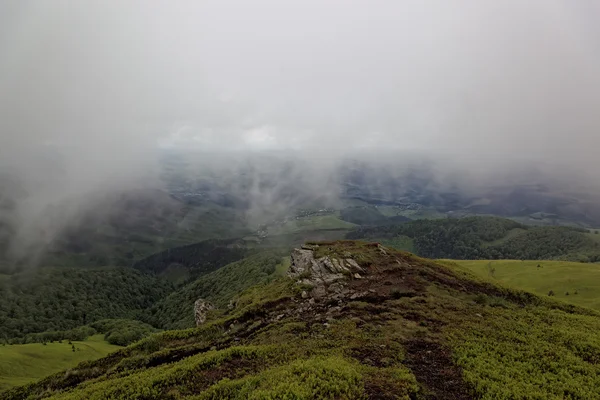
450,297,600,399
448,259,600,310
0,335,120,391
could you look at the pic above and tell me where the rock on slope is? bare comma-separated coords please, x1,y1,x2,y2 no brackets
5,241,600,400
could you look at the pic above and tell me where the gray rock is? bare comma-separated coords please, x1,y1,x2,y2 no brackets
227,299,237,310
328,282,344,293
312,285,328,299
194,299,215,326
345,259,364,273
288,247,366,300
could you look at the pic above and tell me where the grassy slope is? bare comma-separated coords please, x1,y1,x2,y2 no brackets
149,252,289,329
448,259,600,310
0,336,120,391
5,242,600,399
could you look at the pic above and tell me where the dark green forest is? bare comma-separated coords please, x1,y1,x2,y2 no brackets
149,251,286,329
131,238,249,280
347,216,600,261
0,267,171,341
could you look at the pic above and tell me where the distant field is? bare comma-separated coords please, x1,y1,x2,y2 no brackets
376,206,446,220
375,235,415,253
0,335,120,391
268,215,356,235
448,259,600,310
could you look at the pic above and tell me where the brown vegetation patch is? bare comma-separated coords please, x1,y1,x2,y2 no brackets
404,340,472,400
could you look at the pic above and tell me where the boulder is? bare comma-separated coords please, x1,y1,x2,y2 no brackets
288,247,365,298
194,299,214,326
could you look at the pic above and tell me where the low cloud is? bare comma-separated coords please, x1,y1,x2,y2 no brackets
1,0,599,265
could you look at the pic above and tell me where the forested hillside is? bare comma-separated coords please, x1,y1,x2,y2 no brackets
149,251,288,329
0,267,172,341
347,216,600,261
0,190,253,273
132,238,249,282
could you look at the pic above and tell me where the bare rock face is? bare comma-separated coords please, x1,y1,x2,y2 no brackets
288,248,365,298
194,299,214,326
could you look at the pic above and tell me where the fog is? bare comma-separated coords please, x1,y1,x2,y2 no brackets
1,0,599,265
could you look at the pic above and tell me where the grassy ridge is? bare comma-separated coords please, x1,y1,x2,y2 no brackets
0,335,120,391
6,241,600,399
448,259,600,310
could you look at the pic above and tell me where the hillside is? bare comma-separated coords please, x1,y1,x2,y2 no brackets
348,216,600,261
131,238,250,283
447,259,600,311
0,267,171,341
5,241,600,399
0,335,120,392
0,189,253,273
149,251,289,329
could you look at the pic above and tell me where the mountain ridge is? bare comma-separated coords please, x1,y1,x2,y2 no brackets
5,241,600,399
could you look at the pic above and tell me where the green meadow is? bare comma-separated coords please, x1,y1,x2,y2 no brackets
0,335,120,391
448,259,600,310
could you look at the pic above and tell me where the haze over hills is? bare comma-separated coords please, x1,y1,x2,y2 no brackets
2,0,600,398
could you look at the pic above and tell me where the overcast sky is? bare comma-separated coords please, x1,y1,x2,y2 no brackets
1,1,600,264
1,0,599,159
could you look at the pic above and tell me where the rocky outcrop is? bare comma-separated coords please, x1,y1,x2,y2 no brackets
194,299,214,326
288,246,365,298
